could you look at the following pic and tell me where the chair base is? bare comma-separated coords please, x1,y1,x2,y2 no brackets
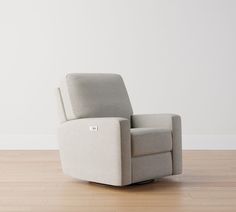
133,179,155,185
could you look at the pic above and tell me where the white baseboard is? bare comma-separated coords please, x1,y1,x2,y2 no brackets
0,134,58,150
183,134,236,150
0,134,235,150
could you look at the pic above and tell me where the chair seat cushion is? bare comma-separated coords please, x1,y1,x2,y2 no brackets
131,128,172,157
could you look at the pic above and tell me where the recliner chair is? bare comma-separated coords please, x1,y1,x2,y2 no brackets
56,73,182,186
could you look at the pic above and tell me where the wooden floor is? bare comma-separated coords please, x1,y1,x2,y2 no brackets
0,151,235,212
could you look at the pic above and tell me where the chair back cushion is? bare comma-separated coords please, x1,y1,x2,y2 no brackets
59,73,133,120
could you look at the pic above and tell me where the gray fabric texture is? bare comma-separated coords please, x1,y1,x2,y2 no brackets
56,88,67,123
131,114,182,175
131,128,172,157
60,73,133,120
132,152,172,183
58,117,131,186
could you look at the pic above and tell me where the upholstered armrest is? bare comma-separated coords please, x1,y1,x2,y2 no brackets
131,114,182,175
58,117,131,186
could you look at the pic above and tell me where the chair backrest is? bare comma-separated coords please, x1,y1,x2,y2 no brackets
57,73,133,121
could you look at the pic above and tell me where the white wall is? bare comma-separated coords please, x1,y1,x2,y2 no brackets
0,0,236,149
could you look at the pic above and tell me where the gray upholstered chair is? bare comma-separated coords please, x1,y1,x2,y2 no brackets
56,73,182,186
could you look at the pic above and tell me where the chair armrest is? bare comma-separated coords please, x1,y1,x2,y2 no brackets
58,117,131,186
131,114,182,175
